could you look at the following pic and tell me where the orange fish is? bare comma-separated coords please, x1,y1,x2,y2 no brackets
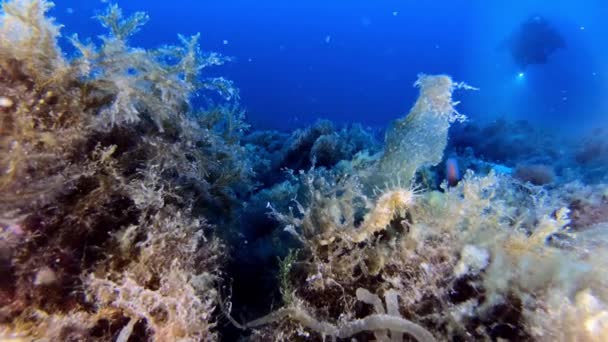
446,158,460,187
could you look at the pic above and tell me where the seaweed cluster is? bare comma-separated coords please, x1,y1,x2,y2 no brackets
233,76,608,341
0,1,250,340
1,1,607,342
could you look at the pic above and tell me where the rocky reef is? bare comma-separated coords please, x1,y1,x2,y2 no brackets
1,1,607,341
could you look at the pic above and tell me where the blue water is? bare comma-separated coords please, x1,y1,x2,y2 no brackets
52,0,607,132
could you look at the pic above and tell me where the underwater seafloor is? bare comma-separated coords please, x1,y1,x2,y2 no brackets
1,1,608,341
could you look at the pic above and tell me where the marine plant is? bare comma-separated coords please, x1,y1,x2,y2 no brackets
377,75,475,185
0,0,249,340
1,1,607,341
233,76,608,341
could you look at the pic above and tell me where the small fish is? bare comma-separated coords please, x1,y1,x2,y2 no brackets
446,158,460,187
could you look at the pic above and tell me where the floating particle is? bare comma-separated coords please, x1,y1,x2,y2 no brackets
580,26,585,30
392,11,399,16
34,267,58,286
66,7,74,14
325,35,331,43
222,39,229,45
0,96,13,108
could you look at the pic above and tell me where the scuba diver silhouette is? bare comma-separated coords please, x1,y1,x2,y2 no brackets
507,14,565,70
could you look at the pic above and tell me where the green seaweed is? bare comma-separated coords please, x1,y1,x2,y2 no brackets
378,74,475,185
